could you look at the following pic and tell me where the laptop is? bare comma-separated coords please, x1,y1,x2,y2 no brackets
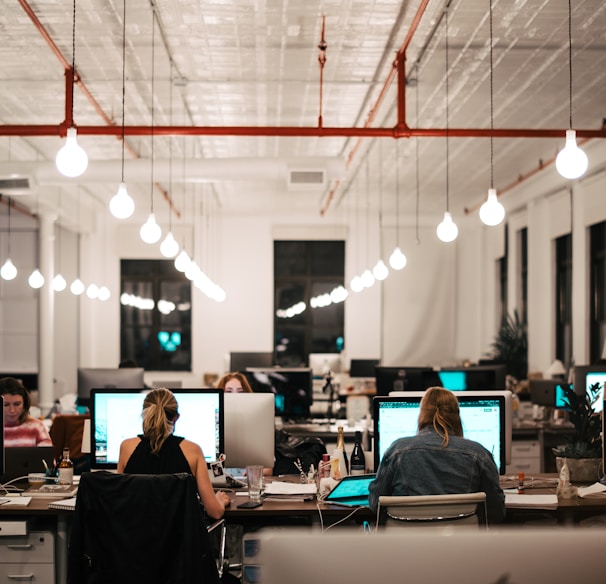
323,474,375,507
1,446,55,484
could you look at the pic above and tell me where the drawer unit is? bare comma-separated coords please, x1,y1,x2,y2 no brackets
506,440,542,474
0,531,54,584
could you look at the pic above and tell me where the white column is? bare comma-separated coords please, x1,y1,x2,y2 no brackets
38,212,56,414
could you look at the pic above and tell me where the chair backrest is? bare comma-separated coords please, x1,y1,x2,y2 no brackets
376,492,487,531
68,471,221,584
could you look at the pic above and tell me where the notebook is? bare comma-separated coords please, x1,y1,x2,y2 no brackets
323,474,375,507
1,447,55,484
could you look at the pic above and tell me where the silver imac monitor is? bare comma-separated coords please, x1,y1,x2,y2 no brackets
224,393,275,469
77,367,145,403
308,353,342,377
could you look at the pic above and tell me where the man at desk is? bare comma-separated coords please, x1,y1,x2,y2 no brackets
369,387,506,523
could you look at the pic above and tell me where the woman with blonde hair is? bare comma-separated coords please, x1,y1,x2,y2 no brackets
118,388,230,520
369,386,505,523
217,372,253,393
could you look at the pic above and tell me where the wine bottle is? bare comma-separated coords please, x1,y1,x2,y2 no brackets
336,426,349,475
58,447,74,485
349,431,366,475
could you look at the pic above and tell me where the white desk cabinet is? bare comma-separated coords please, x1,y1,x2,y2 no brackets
506,440,542,475
0,531,55,584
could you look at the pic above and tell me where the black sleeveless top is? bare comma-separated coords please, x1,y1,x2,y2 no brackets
124,434,191,475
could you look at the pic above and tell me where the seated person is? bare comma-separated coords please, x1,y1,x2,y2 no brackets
369,386,505,524
217,372,253,393
0,377,52,447
117,388,230,520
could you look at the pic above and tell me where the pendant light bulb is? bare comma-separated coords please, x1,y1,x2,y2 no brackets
98,286,111,301
389,247,407,270
86,283,99,299
1,258,17,281
350,275,364,293
436,211,459,243
360,269,375,288
110,182,135,219
479,188,505,226
28,269,45,289
140,213,162,244
372,259,389,281
160,232,180,258
556,130,588,180
55,128,88,178
174,250,191,273
52,273,67,292
70,278,85,296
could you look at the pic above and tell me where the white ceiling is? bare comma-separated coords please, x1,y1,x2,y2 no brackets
0,0,605,234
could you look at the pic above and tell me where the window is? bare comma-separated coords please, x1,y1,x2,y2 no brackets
555,233,572,367
590,221,606,364
274,241,345,367
120,260,192,371
497,225,508,326
518,227,528,325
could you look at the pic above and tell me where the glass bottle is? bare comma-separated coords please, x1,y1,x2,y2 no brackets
58,447,74,485
336,425,349,475
349,431,366,475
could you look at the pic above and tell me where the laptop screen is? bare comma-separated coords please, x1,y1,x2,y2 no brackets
324,474,375,506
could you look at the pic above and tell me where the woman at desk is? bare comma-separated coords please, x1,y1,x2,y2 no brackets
0,377,52,447
369,386,506,523
217,372,253,393
117,388,231,520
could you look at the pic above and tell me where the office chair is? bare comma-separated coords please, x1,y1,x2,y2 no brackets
68,471,223,584
375,492,488,531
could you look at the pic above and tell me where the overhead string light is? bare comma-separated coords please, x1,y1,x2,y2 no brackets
436,7,458,243
372,143,389,281
389,138,407,270
1,197,17,281
140,7,162,244
480,0,505,226
70,187,85,295
55,0,88,178
361,157,375,288
110,0,135,219
555,0,588,180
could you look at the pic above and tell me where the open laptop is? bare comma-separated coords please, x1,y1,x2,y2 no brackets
1,446,55,484
323,474,375,507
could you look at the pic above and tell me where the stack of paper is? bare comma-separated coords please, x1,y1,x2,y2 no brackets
577,482,606,498
264,482,317,496
505,494,559,510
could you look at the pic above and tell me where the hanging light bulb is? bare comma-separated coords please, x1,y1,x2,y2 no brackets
28,269,45,289
109,182,135,219
52,273,67,292
479,188,505,226
98,286,111,301
86,283,99,299
174,249,191,272
70,277,85,295
436,211,459,243
372,259,389,281
0,258,17,281
350,275,364,293
360,269,375,288
160,232,179,258
140,213,162,244
55,128,88,178
389,247,407,270
556,130,588,180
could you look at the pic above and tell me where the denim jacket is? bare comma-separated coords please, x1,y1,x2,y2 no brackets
369,427,506,523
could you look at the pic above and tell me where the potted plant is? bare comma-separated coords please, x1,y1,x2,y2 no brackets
490,310,528,382
552,383,603,482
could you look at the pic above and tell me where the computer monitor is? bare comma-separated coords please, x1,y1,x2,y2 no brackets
0,396,3,477
529,378,558,406
555,383,572,409
229,352,274,372
90,388,224,470
373,390,512,474
374,366,441,396
244,368,313,420
349,359,380,378
437,365,507,390
308,353,342,377
573,365,606,413
224,393,275,469
77,367,145,404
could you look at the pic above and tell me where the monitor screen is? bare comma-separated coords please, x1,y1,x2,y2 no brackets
229,352,274,372
585,372,606,414
555,383,572,409
90,388,223,470
349,359,380,378
244,368,313,420
375,366,441,396
438,365,507,391
308,353,342,377
373,390,512,474
77,367,145,401
224,393,275,469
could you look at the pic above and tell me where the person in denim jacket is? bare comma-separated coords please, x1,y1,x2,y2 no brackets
369,387,506,523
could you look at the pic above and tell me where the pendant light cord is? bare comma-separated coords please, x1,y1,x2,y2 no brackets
567,0,573,130
445,7,450,213
6,197,11,258
70,0,76,127
395,139,400,247
415,65,420,245
120,0,126,183
489,0,494,189
149,8,155,214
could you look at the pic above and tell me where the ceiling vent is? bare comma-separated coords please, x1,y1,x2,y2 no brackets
0,175,36,195
287,169,326,190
